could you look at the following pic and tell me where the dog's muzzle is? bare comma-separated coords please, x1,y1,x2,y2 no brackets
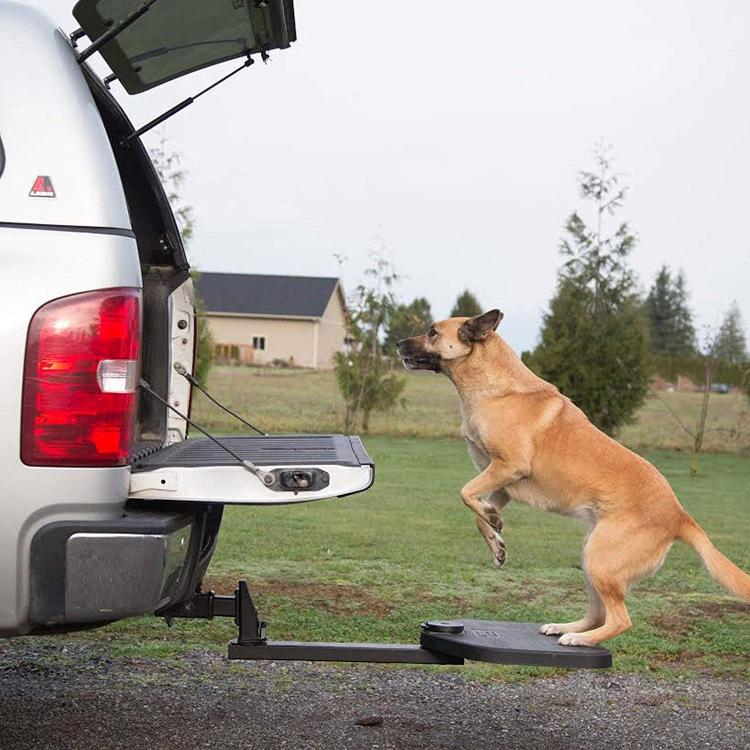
396,339,442,372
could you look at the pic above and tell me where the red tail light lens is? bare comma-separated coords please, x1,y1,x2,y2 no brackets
21,288,142,467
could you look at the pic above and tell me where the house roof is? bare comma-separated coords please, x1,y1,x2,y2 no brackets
195,272,341,319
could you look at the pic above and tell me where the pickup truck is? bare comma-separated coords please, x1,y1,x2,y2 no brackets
0,0,374,637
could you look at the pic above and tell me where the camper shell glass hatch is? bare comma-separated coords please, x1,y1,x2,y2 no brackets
73,0,296,94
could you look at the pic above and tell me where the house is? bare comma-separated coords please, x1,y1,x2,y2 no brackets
195,272,347,369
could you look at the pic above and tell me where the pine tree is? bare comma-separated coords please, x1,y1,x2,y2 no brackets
645,265,696,356
714,301,748,363
384,297,433,355
528,145,649,435
673,271,697,355
450,290,482,318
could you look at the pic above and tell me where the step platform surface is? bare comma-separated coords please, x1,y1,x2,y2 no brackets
420,620,612,669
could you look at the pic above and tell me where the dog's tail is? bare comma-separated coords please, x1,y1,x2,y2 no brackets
678,515,750,601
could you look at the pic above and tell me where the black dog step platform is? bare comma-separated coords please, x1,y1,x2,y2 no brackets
227,623,611,668
164,583,612,669
420,620,612,669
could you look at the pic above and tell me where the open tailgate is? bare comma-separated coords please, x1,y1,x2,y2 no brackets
129,435,373,505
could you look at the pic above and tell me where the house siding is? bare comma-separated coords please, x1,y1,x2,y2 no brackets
206,315,317,368
201,279,347,370
315,287,347,368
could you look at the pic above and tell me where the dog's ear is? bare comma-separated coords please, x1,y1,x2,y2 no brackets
458,309,504,343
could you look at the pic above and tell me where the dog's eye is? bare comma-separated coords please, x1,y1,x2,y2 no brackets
427,328,438,339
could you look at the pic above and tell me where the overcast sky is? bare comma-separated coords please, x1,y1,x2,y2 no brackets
40,0,749,352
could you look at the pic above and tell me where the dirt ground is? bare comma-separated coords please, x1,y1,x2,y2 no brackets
1,641,747,750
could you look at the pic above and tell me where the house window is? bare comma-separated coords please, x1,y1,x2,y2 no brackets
252,336,266,351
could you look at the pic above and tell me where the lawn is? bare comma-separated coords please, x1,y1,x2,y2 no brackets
190,366,463,437
75,437,750,681
192,367,750,454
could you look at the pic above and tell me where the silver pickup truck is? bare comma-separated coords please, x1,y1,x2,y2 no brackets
0,0,375,638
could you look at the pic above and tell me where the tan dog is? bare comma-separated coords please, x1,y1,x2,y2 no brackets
396,310,750,646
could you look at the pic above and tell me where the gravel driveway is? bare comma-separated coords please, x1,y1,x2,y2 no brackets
1,641,748,750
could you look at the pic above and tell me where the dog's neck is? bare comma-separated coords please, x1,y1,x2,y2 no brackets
442,334,548,401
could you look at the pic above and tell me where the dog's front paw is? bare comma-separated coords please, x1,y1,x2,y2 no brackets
558,633,593,647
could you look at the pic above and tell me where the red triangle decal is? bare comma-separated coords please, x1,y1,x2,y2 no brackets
29,175,56,198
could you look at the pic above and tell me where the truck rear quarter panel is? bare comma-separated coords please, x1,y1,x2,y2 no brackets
0,229,141,633
0,3,141,634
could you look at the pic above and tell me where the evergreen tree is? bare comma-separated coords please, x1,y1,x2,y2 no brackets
384,297,433,355
673,271,697,355
645,265,696,356
451,290,482,318
714,301,748,363
528,145,649,435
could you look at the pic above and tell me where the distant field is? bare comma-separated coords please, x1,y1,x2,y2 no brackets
76,439,750,680
192,366,750,454
191,366,461,437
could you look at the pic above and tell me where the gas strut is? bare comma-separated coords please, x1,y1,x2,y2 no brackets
138,378,275,486
75,0,161,63
120,54,257,145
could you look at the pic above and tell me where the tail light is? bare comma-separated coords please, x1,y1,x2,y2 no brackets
21,288,142,467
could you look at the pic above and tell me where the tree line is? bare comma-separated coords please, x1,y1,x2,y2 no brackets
644,267,746,364
341,144,748,442
524,145,747,438
382,289,484,356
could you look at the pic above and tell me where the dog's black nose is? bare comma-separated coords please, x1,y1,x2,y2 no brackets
396,339,407,353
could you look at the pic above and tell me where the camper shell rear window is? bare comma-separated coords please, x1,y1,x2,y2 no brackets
73,0,296,95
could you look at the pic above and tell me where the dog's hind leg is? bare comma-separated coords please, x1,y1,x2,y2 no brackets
557,578,631,647
555,517,673,646
540,568,604,635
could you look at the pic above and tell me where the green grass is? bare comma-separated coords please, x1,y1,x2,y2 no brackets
67,438,750,680
193,367,750,454
191,366,462,437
